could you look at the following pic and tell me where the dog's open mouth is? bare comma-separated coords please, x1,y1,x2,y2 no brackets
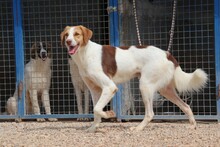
40,52,48,61
69,45,79,55
42,57,47,61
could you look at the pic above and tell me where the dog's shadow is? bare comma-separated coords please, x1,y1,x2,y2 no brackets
23,122,135,134
24,122,91,132
23,121,169,133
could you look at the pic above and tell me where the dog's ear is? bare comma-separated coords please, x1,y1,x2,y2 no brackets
79,25,93,46
30,43,37,59
60,26,70,46
46,42,52,58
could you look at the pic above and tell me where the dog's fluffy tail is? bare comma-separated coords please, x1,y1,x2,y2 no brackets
174,66,208,93
7,96,17,115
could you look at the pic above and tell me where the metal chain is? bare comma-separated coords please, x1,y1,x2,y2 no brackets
132,0,142,46
167,0,177,52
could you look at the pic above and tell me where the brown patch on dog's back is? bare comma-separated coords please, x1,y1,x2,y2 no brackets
119,46,130,50
119,45,149,50
102,45,117,78
135,45,148,49
167,52,179,67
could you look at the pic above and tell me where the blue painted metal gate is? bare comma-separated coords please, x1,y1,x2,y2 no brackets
116,0,220,122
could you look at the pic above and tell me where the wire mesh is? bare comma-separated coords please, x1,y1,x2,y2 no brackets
119,0,216,117
0,0,217,120
21,0,110,116
0,0,111,118
0,0,16,115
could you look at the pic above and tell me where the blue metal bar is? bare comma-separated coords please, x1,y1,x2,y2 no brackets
21,114,94,119
13,0,25,119
215,0,220,122
114,0,123,120
108,0,116,115
113,0,120,46
108,0,122,119
109,0,115,46
108,0,120,46
118,115,219,120
0,115,19,120
113,0,120,119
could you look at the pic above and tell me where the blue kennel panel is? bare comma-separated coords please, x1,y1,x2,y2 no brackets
21,0,112,119
214,0,220,122
117,0,219,121
0,0,18,119
0,0,114,120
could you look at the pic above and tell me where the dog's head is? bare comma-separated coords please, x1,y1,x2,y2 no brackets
60,25,93,55
31,42,52,61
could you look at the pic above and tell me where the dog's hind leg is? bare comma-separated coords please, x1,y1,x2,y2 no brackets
130,79,155,131
159,84,197,129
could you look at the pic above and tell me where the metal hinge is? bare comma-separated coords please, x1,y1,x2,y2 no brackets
18,81,23,99
107,6,117,14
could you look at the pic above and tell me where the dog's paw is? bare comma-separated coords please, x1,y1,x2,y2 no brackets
130,126,144,132
37,118,46,122
77,118,91,121
48,118,58,122
189,123,197,130
15,118,22,123
106,110,116,118
190,120,197,130
130,127,136,131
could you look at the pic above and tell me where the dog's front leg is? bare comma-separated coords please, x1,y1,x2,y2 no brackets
85,88,101,133
87,84,118,133
30,90,45,121
84,88,90,114
75,85,83,120
42,90,57,121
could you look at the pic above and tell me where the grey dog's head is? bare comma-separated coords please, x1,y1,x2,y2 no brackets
31,42,52,61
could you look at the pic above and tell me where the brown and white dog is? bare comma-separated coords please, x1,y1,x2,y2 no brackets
69,58,90,118
61,25,208,132
7,42,57,121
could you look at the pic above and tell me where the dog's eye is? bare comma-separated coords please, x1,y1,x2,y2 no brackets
74,33,80,36
64,33,68,38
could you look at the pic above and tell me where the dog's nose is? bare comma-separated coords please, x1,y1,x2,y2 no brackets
41,51,47,58
66,39,72,46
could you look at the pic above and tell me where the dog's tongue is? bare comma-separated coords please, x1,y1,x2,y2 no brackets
69,45,78,55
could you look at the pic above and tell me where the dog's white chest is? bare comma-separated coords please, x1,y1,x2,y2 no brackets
26,71,51,89
25,60,51,90
31,72,48,83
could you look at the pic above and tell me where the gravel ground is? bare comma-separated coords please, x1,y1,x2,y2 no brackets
0,120,219,147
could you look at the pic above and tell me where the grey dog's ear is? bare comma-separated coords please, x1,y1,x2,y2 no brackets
30,42,38,59
60,26,70,46
46,42,52,58
79,25,93,46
